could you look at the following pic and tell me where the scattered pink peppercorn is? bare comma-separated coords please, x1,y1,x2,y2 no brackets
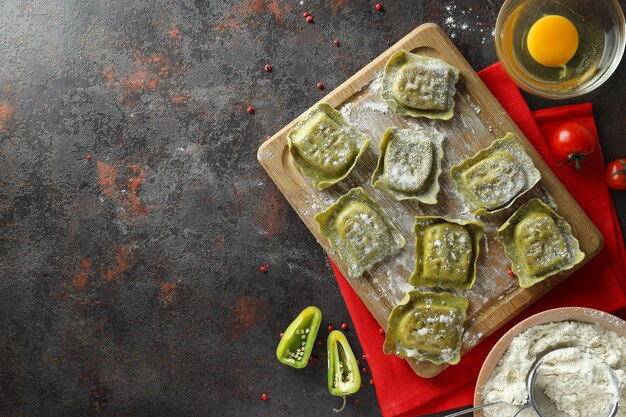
247,107,255,114
265,135,271,140
303,12,309,18
259,264,269,273
362,354,367,361
354,399,361,405
306,15,314,23
370,378,374,385
362,367,368,374
279,332,284,338
317,82,324,90
260,393,268,401
264,64,272,72
333,39,340,47
340,322,348,330
375,3,383,11
356,359,360,366
327,325,334,332
378,328,385,335
86,154,92,161
507,268,515,277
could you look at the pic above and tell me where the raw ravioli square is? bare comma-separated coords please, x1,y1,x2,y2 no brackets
383,290,468,365
497,198,585,288
450,133,541,215
371,127,444,204
410,216,484,290
287,103,370,190
381,50,460,120
314,187,405,278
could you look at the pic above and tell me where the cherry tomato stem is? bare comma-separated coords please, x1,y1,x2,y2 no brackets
556,153,591,170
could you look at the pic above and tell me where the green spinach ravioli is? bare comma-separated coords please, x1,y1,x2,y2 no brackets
497,198,585,288
383,290,468,365
314,187,405,278
287,103,370,190
410,216,484,290
450,133,541,215
382,50,460,120
371,128,445,204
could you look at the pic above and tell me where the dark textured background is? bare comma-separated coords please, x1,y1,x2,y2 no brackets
0,1,624,416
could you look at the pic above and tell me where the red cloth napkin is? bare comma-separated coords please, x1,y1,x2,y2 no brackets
331,62,626,417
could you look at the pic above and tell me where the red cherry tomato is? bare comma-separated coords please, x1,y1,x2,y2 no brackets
605,158,626,190
549,122,596,170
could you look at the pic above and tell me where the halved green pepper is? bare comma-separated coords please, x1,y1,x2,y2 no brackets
276,306,322,368
327,330,361,412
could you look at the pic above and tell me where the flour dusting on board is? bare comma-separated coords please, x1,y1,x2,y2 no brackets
258,147,276,161
463,330,483,345
361,101,390,114
340,102,354,123
369,73,383,93
368,245,416,303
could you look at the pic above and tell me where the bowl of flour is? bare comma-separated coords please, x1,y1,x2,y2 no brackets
475,307,626,417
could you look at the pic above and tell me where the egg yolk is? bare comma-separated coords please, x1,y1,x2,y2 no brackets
526,15,579,67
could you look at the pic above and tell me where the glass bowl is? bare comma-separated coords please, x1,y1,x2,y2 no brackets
495,0,626,99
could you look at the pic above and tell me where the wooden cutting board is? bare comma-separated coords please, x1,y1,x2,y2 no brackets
257,23,603,378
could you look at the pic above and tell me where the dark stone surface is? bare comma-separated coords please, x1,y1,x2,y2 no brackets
0,1,624,416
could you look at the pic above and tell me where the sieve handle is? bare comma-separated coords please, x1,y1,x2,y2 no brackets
439,401,505,417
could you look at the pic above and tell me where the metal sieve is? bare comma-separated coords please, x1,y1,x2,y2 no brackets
441,347,621,417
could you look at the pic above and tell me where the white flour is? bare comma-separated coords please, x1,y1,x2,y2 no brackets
535,347,620,417
482,321,626,417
